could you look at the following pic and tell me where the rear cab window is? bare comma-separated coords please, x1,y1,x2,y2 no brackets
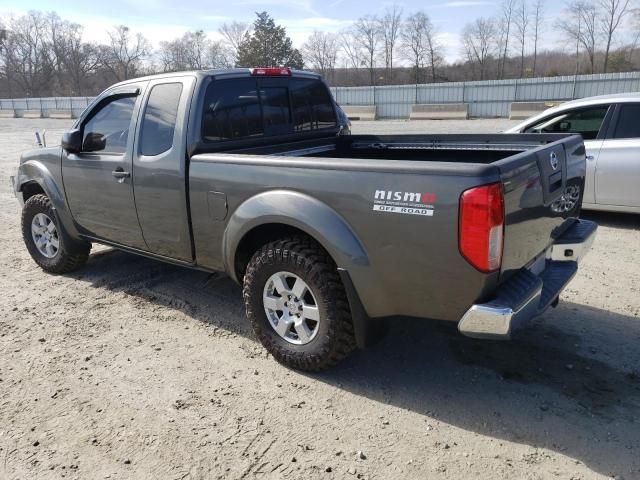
201,76,337,143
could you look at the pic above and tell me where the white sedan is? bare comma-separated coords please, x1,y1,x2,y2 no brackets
505,92,640,214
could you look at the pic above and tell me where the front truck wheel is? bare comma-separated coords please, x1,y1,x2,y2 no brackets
243,236,356,371
21,194,90,273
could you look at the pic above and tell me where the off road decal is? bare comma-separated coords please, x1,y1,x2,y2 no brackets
372,190,436,217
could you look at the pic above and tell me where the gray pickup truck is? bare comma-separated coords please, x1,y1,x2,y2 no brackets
12,68,597,371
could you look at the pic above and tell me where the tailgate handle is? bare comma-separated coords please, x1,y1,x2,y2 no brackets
549,171,562,192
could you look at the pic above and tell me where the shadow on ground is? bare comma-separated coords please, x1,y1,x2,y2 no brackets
71,247,640,478
581,210,640,230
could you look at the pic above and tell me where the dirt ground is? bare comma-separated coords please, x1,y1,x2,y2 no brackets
1,118,639,480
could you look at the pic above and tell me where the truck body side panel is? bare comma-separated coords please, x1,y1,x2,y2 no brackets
189,155,501,321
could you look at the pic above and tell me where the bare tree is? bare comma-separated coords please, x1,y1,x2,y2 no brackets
2,11,53,96
531,0,545,75
378,5,402,82
219,21,249,66
401,11,442,83
302,30,338,82
558,1,600,74
100,25,150,81
462,17,497,80
497,0,517,78
339,29,364,69
159,31,231,72
159,37,188,72
631,10,640,59
352,15,380,86
599,0,632,72
45,14,99,95
514,0,530,77
183,30,208,70
207,40,232,69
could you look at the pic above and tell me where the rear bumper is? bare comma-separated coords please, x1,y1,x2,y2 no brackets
458,219,597,339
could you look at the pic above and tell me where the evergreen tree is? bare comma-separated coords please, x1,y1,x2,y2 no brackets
237,12,303,69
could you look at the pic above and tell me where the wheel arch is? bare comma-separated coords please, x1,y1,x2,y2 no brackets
223,190,369,284
17,160,83,244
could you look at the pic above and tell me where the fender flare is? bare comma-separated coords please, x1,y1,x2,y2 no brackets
222,189,369,283
17,161,83,243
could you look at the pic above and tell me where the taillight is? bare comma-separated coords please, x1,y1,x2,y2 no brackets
459,182,505,273
251,67,292,76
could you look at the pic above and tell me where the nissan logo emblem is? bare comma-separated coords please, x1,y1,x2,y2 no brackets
549,151,559,170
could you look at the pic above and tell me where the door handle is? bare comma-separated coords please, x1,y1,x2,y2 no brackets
112,168,131,183
586,155,595,161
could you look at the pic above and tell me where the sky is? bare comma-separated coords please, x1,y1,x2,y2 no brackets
0,0,619,63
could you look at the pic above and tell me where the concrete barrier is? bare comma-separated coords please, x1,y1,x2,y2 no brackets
48,109,74,119
509,101,561,120
341,105,377,121
20,110,43,119
410,103,469,120
0,110,15,118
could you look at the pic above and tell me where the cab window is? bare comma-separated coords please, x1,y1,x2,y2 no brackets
612,104,640,139
201,77,337,143
139,83,183,156
82,96,136,154
525,106,610,140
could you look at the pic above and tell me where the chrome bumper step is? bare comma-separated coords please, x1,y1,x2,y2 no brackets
458,219,596,340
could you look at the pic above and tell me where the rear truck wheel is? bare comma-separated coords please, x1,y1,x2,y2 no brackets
21,194,90,273
243,236,356,371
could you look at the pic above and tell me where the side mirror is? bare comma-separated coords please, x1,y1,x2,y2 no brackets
61,129,82,154
83,132,106,152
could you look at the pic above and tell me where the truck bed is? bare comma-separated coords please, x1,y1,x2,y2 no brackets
189,133,586,323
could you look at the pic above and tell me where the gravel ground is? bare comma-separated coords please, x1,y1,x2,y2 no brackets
1,118,639,480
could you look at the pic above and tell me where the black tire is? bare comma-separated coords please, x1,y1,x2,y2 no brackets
243,236,356,371
21,194,90,273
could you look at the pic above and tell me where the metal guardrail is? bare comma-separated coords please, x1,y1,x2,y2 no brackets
1,72,639,119
330,72,640,118
0,96,94,118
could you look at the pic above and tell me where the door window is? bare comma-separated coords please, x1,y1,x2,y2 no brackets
82,96,136,154
612,104,640,139
525,106,609,140
140,83,183,156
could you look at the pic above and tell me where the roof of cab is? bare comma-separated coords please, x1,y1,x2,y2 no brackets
109,68,322,89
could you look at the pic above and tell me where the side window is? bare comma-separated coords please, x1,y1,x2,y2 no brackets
290,79,337,132
82,96,136,154
612,104,640,139
202,78,263,142
525,106,609,140
140,83,183,156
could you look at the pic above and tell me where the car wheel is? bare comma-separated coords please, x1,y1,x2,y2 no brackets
21,194,90,273
243,236,356,371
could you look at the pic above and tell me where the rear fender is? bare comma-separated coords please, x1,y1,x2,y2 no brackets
223,190,369,283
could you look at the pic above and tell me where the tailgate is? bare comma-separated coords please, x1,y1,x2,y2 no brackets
496,134,586,278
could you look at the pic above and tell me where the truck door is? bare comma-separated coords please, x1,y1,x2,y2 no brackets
61,84,148,249
595,103,640,208
132,76,195,261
